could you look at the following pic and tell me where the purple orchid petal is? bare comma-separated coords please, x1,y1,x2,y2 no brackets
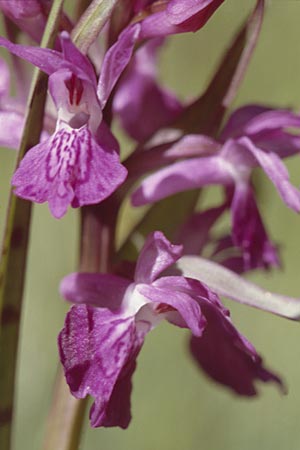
59,304,144,428
134,231,183,283
0,36,67,75
166,0,224,24
140,0,224,38
254,130,300,159
0,110,25,149
12,122,127,218
221,105,274,140
60,272,131,310
0,33,94,83
175,255,300,320
231,182,280,270
0,57,10,98
238,110,300,136
138,276,206,336
0,0,43,18
97,24,141,108
238,136,300,212
60,31,97,85
90,340,140,428
113,38,182,142
0,0,50,42
190,296,284,395
131,156,232,206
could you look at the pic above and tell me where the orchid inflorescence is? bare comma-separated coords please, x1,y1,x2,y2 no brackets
0,0,300,446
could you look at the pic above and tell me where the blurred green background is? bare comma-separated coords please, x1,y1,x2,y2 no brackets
1,1,300,449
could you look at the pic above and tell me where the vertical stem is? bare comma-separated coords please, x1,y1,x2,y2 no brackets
42,196,119,450
0,2,65,449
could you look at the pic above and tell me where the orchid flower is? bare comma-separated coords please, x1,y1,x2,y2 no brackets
132,105,300,269
59,231,282,428
0,25,140,217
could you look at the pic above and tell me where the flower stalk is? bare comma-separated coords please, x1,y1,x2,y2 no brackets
0,1,65,448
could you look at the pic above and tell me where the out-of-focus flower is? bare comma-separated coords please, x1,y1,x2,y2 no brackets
59,231,282,429
132,105,300,269
113,38,182,142
0,25,140,217
0,0,52,42
0,57,27,148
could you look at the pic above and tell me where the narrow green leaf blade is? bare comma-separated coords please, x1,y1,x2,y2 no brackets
71,0,118,53
174,0,265,135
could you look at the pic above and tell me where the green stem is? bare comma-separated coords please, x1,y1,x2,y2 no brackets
0,1,65,449
42,196,119,450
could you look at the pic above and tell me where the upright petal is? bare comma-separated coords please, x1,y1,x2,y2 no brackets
134,231,183,283
231,183,279,270
59,304,145,428
97,24,141,108
190,296,284,395
60,31,97,85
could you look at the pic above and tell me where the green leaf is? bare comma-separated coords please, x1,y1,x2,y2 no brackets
71,0,118,53
174,0,265,136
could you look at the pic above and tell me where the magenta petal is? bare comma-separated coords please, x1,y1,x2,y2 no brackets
138,277,205,336
134,231,182,283
71,123,127,207
167,0,224,24
238,136,300,212
60,272,131,310
131,156,232,206
0,36,66,75
231,183,280,270
190,297,284,395
97,24,141,108
221,105,274,140
12,123,127,218
140,0,224,38
90,344,139,428
60,32,97,85
59,305,142,428
0,57,10,98
240,110,300,136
